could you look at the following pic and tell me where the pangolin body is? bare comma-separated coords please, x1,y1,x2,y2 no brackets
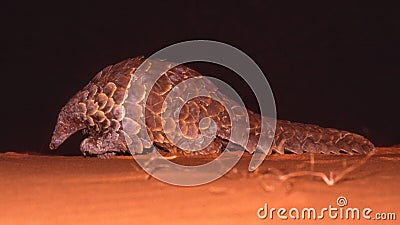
49,56,375,157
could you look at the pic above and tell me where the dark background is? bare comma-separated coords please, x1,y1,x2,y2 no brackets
1,1,399,155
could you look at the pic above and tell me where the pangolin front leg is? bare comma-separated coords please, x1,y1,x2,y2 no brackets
80,130,128,157
49,56,375,157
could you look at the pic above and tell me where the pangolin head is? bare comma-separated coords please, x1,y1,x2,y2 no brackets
49,93,87,150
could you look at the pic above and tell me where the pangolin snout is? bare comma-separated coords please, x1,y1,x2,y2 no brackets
49,111,85,150
49,142,57,150
49,134,63,150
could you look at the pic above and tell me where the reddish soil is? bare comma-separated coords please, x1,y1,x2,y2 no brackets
1,148,399,225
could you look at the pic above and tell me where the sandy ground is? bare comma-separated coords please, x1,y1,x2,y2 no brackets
0,148,399,225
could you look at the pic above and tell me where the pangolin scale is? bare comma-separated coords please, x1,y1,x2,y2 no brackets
49,56,375,157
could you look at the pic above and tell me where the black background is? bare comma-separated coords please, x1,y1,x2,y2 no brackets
1,1,399,155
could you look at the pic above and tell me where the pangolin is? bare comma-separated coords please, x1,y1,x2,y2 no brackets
49,56,375,157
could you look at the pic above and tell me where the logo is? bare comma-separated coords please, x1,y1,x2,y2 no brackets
123,40,277,186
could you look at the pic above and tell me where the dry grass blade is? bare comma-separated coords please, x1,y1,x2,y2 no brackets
266,151,376,186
